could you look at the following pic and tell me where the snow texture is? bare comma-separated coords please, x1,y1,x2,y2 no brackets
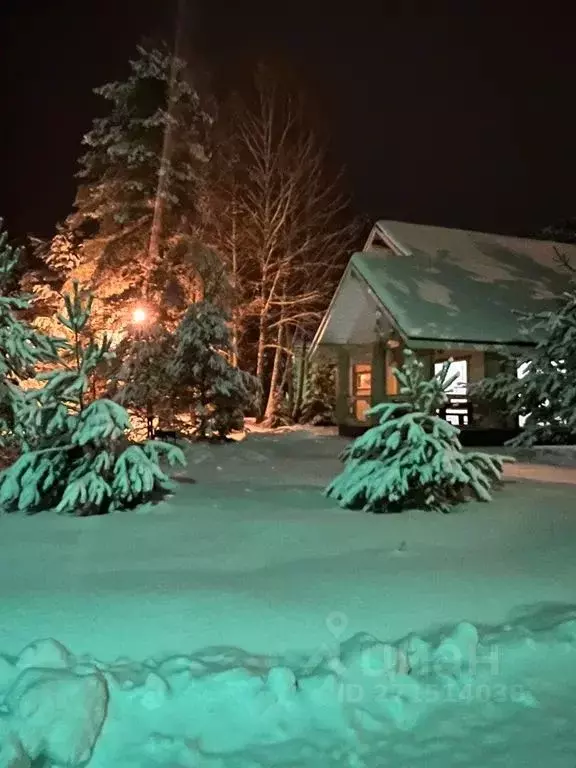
1,611,576,767
4,666,108,766
508,444,576,467
1,429,576,766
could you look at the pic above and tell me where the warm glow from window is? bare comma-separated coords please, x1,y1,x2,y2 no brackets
352,364,371,396
354,398,371,421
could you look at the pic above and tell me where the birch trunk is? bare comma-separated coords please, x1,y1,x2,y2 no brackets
264,321,284,420
292,337,307,420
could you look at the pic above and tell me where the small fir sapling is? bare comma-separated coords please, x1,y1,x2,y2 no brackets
299,360,336,425
325,350,509,513
25,223,86,336
0,220,61,452
112,323,177,439
0,283,186,515
170,301,258,439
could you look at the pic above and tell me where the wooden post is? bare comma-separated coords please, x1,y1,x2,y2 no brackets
418,349,434,379
384,347,397,395
483,351,502,379
370,341,386,420
479,352,513,429
335,347,350,423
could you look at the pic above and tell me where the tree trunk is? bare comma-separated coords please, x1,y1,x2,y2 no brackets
146,401,155,439
282,330,294,415
264,322,284,420
279,346,293,418
146,0,185,289
255,307,268,419
230,312,239,368
292,337,307,421
73,329,85,413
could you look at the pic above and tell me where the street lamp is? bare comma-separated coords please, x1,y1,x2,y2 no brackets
132,307,147,325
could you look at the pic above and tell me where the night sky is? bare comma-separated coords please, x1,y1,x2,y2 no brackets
1,1,575,241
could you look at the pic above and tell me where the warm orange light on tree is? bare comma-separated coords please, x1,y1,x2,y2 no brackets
132,307,147,324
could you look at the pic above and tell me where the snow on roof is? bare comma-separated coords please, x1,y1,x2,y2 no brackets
350,221,576,345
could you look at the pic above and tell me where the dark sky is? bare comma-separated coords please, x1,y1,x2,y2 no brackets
1,1,575,240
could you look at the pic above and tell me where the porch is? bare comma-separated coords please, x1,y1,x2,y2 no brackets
331,341,520,446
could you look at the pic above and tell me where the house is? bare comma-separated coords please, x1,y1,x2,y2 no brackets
309,220,576,444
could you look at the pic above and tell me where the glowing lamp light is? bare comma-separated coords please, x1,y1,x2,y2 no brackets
132,307,147,324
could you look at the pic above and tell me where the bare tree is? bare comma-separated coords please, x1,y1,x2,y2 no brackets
198,120,248,367
203,66,359,420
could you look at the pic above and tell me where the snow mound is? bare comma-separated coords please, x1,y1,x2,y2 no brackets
512,445,576,468
4,667,108,766
1,608,576,766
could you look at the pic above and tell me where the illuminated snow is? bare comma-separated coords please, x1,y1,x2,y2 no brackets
1,429,576,766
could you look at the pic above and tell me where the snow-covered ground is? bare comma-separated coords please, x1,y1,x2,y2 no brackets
1,429,576,767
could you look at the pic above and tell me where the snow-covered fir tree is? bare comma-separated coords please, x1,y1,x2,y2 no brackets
170,301,258,439
326,350,507,513
0,283,185,515
66,41,213,327
33,222,83,274
25,222,89,337
77,42,210,225
113,323,177,438
0,221,61,447
299,360,336,425
473,289,576,446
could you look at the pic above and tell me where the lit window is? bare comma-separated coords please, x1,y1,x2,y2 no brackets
354,398,371,421
352,364,371,422
353,364,371,396
434,359,468,395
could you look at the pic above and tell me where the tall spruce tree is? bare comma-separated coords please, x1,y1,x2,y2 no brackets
326,351,507,513
66,41,213,329
0,283,186,515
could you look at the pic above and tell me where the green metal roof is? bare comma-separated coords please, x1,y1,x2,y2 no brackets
309,221,576,356
351,223,573,346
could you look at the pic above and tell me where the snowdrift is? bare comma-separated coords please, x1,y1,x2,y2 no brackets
2,606,576,767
